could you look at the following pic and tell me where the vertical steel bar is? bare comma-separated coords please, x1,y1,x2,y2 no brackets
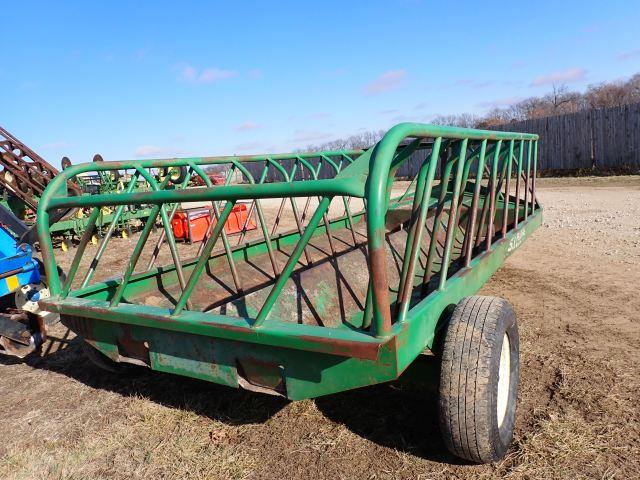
396,141,438,308
397,138,442,321
321,210,336,256
438,139,468,290
81,172,141,288
464,140,490,266
422,144,458,293
190,163,243,293
196,164,236,257
236,199,256,245
233,160,279,277
289,196,313,265
362,281,374,330
255,202,280,276
342,195,358,246
336,157,359,245
459,143,484,260
208,203,243,290
271,197,287,235
110,205,162,306
253,196,331,327
171,200,236,315
263,156,313,265
531,140,538,215
514,140,524,228
133,166,192,309
502,140,515,237
145,170,194,271
157,194,191,308
299,158,320,227
397,174,418,203
321,154,358,246
300,196,312,224
60,207,101,297
315,157,336,256
524,140,532,220
474,159,500,249
452,143,498,255
109,171,174,306
485,140,502,252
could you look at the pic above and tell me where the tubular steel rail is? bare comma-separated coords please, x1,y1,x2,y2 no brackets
37,123,541,400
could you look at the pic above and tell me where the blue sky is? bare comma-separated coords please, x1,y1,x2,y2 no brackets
2,1,639,166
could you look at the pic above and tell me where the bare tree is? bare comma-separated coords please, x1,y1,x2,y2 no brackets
585,77,640,108
302,129,385,152
431,113,480,128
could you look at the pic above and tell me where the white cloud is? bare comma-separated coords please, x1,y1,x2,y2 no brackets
617,49,640,61
363,69,407,95
234,140,267,153
292,130,332,143
390,113,436,123
134,145,183,158
235,121,262,132
531,68,587,86
177,64,238,84
477,96,525,109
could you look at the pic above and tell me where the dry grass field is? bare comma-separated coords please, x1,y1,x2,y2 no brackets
1,176,638,479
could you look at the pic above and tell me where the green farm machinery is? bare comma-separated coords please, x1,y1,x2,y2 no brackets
0,126,153,249
36,123,541,463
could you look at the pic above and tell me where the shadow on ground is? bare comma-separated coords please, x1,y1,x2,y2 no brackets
1,333,463,464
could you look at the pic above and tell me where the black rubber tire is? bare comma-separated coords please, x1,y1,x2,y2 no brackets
80,339,122,373
438,296,519,463
160,165,187,185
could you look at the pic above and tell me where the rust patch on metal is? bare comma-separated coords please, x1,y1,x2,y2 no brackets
117,324,150,366
369,240,392,334
296,334,387,361
236,358,286,395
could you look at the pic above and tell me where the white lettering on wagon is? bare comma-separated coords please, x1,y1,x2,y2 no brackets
507,230,526,253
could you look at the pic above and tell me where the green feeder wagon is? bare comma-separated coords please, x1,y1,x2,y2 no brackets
37,123,541,463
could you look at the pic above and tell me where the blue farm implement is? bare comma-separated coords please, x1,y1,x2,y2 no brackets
0,204,55,357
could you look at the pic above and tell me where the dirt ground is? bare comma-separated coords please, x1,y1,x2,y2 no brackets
0,176,639,479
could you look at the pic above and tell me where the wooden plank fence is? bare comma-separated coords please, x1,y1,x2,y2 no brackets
493,102,640,172
240,102,640,182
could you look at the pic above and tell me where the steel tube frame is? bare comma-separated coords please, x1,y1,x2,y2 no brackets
37,123,538,340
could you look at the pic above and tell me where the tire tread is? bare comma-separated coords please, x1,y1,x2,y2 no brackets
439,295,516,463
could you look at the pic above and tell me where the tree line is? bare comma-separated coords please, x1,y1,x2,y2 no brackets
304,73,640,151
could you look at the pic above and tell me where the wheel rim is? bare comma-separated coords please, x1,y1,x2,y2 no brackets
497,333,511,428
